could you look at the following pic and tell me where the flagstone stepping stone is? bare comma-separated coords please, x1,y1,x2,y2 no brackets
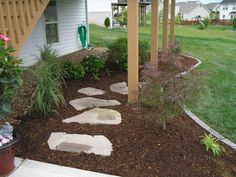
48,133,113,156
63,108,121,125
78,87,105,96
110,82,128,95
69,97,121,111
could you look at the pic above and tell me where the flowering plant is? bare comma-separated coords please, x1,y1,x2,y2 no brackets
0,34,23,120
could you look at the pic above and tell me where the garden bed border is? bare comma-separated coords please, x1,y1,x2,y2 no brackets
182,55,236,150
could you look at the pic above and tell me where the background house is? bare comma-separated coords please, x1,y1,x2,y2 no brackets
219,0,236,20
87,0,151,27
87,0,115,27
176,1,210,21
205,2,220,19
18,0,89,66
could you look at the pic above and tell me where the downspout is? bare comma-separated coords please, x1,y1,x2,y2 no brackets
85,0,90,44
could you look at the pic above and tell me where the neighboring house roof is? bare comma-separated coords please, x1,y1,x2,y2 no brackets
176,1,209,14
220,0,236,4
205,3,220,11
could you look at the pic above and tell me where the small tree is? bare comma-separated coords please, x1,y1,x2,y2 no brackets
175,15,182,26
139,61,202,129
118,9,128,26
104,17,110,28
203,17,210,29
232,17,236,31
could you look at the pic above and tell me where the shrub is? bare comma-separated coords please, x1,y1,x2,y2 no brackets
29,61,65,118
201,134,225,156
61,61,85,80
203,17,210,28
232,17,236,31
118,8,128,26
175,15,182,26
139,63,202,129
81,55,105,80
198,21,205,30
107,38,150,71
0,35,23,120
169,37,182,55
104,17,110,28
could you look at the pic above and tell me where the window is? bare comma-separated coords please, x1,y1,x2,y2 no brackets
223,5,228,10
44,1,59,44
233,5,236,10
223,15,225,19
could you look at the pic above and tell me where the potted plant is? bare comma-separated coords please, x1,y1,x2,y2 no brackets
0,34,23,176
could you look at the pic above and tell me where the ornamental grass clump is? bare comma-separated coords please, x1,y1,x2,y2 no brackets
29,46,65,118
201,134,225,156
139,62,202,129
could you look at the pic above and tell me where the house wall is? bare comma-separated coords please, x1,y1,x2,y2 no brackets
219,3,236,20
182,5,210,20
19,0,87,66
87,0,112,27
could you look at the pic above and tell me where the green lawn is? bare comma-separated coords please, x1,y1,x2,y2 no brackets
89,24,236,143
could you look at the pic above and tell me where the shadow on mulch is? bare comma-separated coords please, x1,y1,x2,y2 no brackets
13,55,236,177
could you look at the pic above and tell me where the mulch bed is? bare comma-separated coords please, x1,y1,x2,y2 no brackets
13,54,236,177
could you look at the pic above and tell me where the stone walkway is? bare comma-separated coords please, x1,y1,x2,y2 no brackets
47,83,126,157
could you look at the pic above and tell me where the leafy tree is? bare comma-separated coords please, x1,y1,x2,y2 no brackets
232,17,236,31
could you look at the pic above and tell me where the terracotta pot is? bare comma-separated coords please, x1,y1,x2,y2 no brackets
0,131,20,176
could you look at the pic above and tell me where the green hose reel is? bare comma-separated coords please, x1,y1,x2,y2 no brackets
78,24,87,49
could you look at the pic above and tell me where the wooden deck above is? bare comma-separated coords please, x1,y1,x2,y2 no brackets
0,0,49,54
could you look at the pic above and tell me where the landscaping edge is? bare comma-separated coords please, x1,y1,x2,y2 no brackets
182,55,236,150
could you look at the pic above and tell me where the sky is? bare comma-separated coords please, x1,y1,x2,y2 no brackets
176,0,221,3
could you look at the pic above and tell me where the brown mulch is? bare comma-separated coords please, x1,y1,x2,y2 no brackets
12,54,236,177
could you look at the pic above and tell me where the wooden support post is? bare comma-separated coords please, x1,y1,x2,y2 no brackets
162,0,169,60
128,0,139,103
170,0,175,46
151,0,159,65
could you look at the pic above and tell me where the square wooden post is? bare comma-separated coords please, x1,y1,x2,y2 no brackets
128,0,139,103
170,0,176,46
151,0,159,65
162,0,169,60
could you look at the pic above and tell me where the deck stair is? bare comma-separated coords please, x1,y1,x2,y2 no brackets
0,0,50,54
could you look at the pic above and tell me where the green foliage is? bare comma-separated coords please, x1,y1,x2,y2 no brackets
37,45,64,83
104,17,111,28
232,18,236,31
29,62,65,118
203,17,210,29
170,37,182,55
107,38,150,71
29,46,65,118
145,12,151,23
201,134,225,156
198,21,205,30
81,55,105,80
139,63,202,129
0,40,23,120
61,61,85,80
118,8,128,26
175,15,182,26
